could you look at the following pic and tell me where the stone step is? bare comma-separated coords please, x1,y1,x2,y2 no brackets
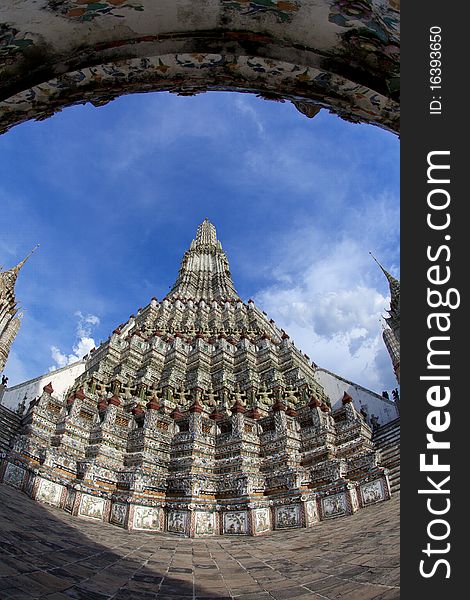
380,441,400,453
374,417,401,433
0,427,18,438
380,449,399,462
0,425,20,438
377,438,400,451
374,429,400,444
383,460,400,472
0,405,21,453
377,441,399,449
376,438,397,450
376,437,400,450
373,426,400,443
380,449,400,461
373,418,400,493
0,419,18,427
374,430,400,447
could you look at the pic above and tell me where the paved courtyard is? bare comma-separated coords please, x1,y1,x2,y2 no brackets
0,483,399,600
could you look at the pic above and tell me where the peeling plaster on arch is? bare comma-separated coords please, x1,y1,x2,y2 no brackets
0,1,399,134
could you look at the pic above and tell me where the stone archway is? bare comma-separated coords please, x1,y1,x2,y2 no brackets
0,1,399,134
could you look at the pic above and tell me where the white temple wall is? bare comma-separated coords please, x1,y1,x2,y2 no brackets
313,368,399,426
1,360,86,410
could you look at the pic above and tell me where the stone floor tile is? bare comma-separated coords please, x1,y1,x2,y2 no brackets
112,591,157,600
0,484,400,600
63,587,111,600
231,593,273,599
331,585,396,600
371,589,400,600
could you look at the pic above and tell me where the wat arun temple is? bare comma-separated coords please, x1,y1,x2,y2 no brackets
0,220,400,537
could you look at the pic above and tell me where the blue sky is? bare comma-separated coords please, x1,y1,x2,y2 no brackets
0,91,399,393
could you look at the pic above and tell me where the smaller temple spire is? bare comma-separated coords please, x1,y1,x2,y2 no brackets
13,244,40,274
0,246,39,373
370,252,400,298
371,253,400,384
1,245,39,290
370,253,400,324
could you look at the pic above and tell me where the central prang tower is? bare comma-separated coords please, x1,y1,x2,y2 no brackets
1,221,391,536
167,219,239,302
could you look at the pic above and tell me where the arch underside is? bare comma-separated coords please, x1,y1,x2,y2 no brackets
0,1,399,133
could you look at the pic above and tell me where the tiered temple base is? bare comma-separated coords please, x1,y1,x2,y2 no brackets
0,382,391,538
0,221,392,536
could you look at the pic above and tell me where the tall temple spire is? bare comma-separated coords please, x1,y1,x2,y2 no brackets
166,220,239,301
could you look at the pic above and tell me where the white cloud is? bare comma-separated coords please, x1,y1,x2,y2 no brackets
234,96,265,135
74,311,100,337
100,94,232,173
254,231,398,393
2,350,29,386
49,312,100,370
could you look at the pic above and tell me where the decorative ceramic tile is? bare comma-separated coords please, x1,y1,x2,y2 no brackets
195,511,215,536
111,502,128,527
322,493,347,519
360,479,385,505
37,478,63,507
167,511,187,534
223,511,248,534
253,507,270,534
222,0,300,24
79,494,105,520
45,0,144,22
3,463,25,489
64,489,76,512
132,505,162,531
305,500,318,526
275,505,300,529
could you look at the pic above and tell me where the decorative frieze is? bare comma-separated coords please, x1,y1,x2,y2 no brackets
132,505,163,531
111,503,128,527
321,492,348,520
360,478,388,506
223,511,248,534
36,478,64,507
64,488,76,513
3,462,25,489
167,511,188,535
194,511,216,536
275,505,301,529
253,507,271,535
304,500,319,527
79,494,106,520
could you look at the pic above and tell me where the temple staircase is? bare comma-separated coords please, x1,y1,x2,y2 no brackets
0,405,21,454
373,418,400,493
